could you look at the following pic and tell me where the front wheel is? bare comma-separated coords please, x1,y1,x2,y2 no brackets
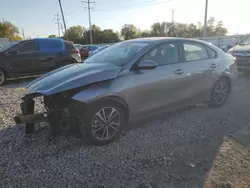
0,69,6,86
209,78,230,107
83,102,125,145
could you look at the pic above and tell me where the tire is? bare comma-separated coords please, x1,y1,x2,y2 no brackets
82,101,125,145
0,69,6,86
209,78,230,108
25,123,35,134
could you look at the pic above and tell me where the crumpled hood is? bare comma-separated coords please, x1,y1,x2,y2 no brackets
27,63,122,95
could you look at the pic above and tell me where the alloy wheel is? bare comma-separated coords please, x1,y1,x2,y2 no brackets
213,81,228,105
0,71,5,85
91,107,121,140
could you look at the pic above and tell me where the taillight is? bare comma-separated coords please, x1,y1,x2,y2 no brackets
72,48,79,53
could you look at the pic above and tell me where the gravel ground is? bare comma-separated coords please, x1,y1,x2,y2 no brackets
0,77,250,188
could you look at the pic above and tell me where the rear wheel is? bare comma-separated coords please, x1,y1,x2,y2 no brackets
0,69,6,86
209,78,230,107
82,102,125,145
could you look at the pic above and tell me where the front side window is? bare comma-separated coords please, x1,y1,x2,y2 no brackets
0,42,19,52
141,42,179,66
15,41,37,53
183,42,208,61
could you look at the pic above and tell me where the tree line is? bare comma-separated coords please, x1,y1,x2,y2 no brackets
57,17,228,44
0,21,22,41
0,17,228,43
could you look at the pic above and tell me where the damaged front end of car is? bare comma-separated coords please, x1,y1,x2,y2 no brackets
13,63,122,140
14,86,88,139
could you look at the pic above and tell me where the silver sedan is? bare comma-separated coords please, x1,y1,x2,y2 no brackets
14,37,237,145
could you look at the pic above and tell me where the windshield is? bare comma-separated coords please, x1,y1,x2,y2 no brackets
84,41,149,66
0,42,19,52
239,35,250,45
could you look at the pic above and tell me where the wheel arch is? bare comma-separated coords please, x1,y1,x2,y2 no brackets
219,75,231,93
0,66,10,78
91,95,130,124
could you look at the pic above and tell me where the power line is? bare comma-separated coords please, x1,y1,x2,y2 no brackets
96,0,173,12
82,0,95,44
65,4,84,17
54,13,62,37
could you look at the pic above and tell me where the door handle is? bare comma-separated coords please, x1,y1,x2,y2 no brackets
210,64,217,69
174,69,184,75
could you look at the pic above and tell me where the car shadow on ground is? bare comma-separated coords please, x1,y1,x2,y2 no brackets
1,104,249,188
1,77,37,89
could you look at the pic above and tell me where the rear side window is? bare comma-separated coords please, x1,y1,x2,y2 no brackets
183,42,208,61
15,41,37,53
206,46,217,59
39,40,62,51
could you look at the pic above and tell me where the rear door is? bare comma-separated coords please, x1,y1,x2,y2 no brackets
36,39,63,73
5,41,38,76
179,40,217,102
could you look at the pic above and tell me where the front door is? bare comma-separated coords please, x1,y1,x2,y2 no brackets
5,41,38,77
125,41,191,119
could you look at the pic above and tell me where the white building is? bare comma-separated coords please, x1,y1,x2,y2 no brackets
198,34,247,52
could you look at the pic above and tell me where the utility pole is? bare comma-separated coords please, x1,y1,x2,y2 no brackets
54,13,61,37
172,9,175,37
83,0,95,44
203,0,208,37
60,23,64,37
58,0,68,40
22,28,25,39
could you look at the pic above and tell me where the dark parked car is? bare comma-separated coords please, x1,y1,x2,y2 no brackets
88,45,111,57
79,45,99,59
227,35,250,74
14,37,237,145
0,38,81,85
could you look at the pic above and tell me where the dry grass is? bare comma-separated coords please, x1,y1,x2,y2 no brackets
204,137,250,188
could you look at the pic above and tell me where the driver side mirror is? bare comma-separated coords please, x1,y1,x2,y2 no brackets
8,49,19,55
137,60,158,70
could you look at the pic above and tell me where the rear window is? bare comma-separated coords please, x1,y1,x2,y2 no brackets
64,41,75,50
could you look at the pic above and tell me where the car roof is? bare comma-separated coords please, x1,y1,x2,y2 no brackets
124,37,206,44
17,38,64,43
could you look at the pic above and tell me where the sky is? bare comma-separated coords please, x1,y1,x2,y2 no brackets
0,0,250,38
